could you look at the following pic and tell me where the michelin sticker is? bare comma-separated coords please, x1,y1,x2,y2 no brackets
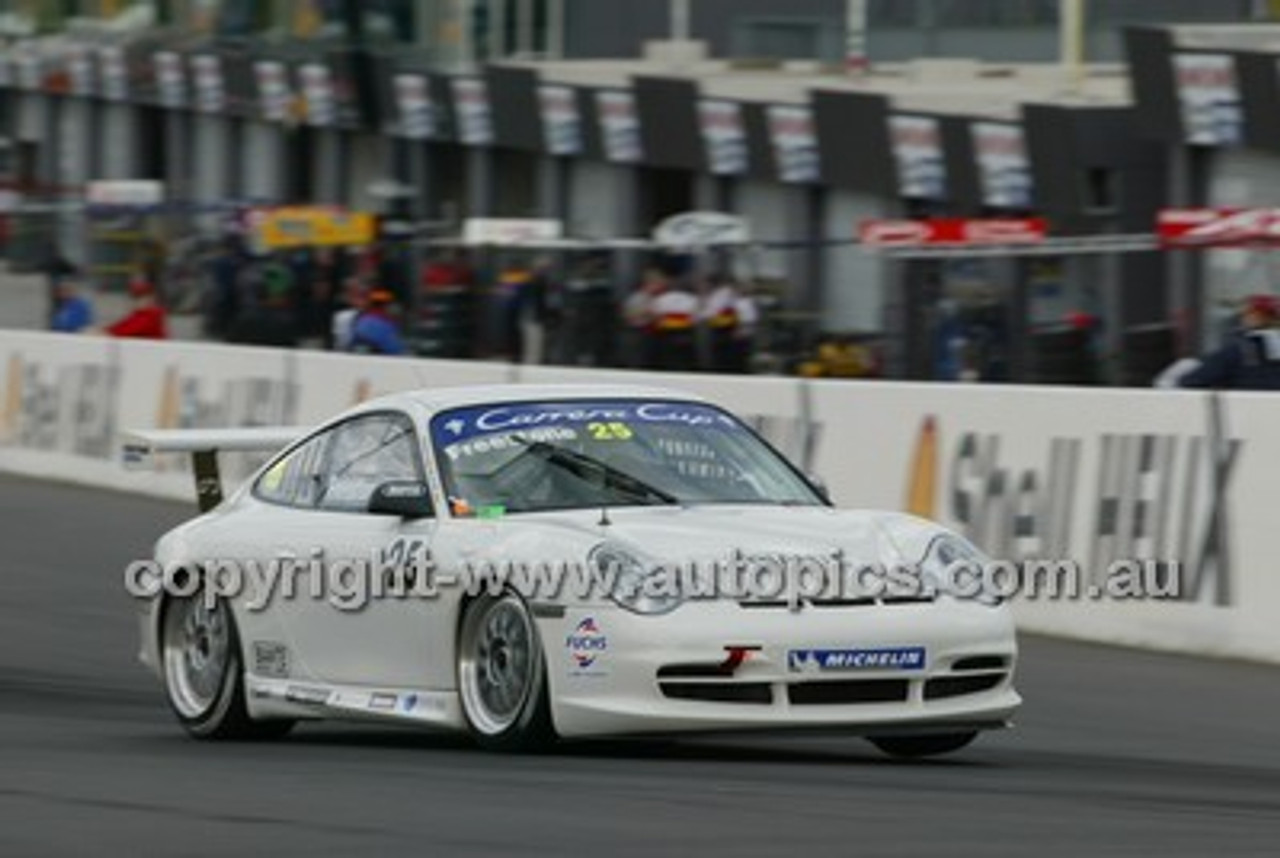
788,647,926,674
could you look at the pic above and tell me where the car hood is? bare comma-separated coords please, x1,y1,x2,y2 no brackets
453,505,945,567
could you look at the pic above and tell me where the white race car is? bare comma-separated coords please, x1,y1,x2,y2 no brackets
126,385,1019,758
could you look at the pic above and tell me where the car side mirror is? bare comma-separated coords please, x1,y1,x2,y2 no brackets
368,481,435,520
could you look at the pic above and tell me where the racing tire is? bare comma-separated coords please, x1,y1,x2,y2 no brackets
869,732,978,759
456,593,556,752
160,589,295,742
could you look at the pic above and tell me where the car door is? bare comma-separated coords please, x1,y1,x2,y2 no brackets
263,411,443,689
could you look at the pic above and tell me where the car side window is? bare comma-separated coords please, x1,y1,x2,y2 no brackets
316,414,423,513
255,431,331,509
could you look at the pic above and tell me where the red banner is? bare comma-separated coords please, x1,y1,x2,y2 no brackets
859,218,1048,247
1158,208,1280,248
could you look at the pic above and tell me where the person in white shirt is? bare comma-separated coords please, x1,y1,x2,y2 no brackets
331,278,365,352
703,276,758,373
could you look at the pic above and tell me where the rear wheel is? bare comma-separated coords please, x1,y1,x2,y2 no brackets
161,588,294,741
869,732,978,759
456,593,555,751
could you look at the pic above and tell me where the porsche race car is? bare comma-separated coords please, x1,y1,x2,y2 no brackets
125,385,1020,758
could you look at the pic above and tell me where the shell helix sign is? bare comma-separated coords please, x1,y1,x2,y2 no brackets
250,207,377,251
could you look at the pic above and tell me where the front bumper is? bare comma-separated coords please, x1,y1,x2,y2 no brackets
543,599,1020,739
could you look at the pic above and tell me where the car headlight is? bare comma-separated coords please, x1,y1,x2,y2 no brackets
920,533,1004,606
590,544,684,616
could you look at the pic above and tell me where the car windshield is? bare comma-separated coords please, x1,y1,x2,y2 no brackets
430,399,824,516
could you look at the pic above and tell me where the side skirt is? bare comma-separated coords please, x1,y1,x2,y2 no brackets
245,676,467,731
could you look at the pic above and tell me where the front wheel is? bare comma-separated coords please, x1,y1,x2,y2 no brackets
456,593,555,751
161,589,294,741
869,732,978,759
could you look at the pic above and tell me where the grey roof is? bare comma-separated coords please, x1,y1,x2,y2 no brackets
509,55,1131,120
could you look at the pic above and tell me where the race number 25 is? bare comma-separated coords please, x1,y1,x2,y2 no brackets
587,422,633,441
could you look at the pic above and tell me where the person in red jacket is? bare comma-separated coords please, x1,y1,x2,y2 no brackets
106,279,169,340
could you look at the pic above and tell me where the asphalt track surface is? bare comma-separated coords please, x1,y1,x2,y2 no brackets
2,475,1279,857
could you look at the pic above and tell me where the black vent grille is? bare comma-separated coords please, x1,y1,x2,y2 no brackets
787,680,910,706
659,682,774,705
924,674,1005,701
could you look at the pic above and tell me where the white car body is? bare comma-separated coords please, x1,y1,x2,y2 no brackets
132,384,1020,747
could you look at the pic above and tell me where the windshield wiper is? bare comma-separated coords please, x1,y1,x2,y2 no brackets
511,436,680,506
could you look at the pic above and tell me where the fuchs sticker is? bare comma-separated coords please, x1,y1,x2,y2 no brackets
788,647,926,673
566,617,608,674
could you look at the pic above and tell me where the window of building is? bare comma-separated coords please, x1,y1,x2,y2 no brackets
734,17,840,62
361,0,414,43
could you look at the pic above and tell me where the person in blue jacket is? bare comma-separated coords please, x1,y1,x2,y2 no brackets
350,289,406,356
51,280,93,333
1179,295,1280,391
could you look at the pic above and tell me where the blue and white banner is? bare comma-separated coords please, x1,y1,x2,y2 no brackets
540,84,583,156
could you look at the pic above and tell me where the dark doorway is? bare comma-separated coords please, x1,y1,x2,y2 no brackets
637,166,694,232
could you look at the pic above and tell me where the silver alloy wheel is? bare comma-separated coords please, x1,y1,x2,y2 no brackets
458,595,538,736
163,596,231,720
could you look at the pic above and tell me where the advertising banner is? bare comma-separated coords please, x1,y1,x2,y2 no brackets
972,122,1032,210
14,49,41,91
699,99,748,176
298,63,335,127
451,77,494,146
251,207,378,250
255,60,293,123
190,55,225,114
596,90,643,164
889,115,946,200
98,46,129,101
1158,208,1280,248
153,51,186,109
393,73,434,140
539,84,583,156
860,218,1048,247
67,47,96,97
807,381,1275,662
1174,53,1243,147
766,104,820,184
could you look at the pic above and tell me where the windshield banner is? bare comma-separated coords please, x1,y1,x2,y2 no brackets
432,401,737,448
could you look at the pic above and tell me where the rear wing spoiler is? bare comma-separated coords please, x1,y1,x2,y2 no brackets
122,427,310,512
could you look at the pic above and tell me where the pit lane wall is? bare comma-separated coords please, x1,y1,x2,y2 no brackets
2,330,1277,664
